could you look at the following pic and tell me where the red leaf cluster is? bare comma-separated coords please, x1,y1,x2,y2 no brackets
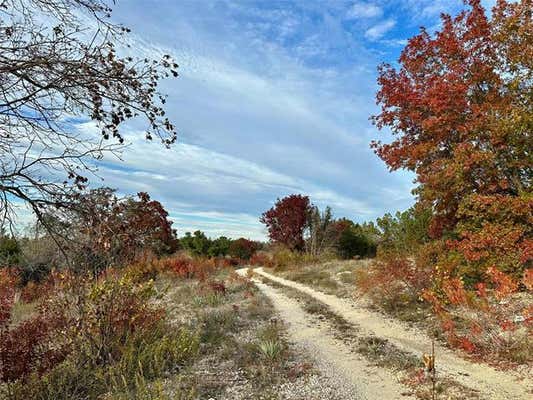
0,271,70,382
372,0,531,250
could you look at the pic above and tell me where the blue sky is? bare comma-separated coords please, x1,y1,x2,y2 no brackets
65,0,496,240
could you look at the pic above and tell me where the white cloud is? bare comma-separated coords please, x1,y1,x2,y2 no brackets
61,1,417,238
169,210,265,240
347,1,383,19
365,18,396,40
96,138,379,217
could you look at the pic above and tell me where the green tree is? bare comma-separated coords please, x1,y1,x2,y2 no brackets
336,221,376,259
208,236,231,257
0,232,21,266
376,207,432,257
180,231,211,257
228,238,260,260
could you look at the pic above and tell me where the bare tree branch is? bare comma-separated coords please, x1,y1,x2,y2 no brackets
0,0,178,231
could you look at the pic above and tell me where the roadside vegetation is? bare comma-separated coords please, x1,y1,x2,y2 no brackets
250,0,533,370
255,202,532,367
0,254,321,399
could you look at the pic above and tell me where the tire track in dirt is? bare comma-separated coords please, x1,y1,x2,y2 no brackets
237,269,417,400
252,267,531,400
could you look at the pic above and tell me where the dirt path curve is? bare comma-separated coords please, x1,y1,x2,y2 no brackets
252,267,531,400
236,269,417,400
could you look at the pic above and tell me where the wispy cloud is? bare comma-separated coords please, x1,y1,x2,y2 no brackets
347,1,383,19
14,0,474,238
365,18,396,40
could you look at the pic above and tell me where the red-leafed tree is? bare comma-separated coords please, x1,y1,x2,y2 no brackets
372,0,531,282
119,192,177,257
46,188,177,272
260,195,311,251
371,0,532,359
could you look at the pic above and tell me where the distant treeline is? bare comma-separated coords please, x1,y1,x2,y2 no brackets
1,188,432,285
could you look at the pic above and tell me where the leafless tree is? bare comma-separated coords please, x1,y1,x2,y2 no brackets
305,205,338,257
0,0,178,233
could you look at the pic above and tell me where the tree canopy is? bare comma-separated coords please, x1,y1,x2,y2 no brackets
260,194,311,251
372,0,532,281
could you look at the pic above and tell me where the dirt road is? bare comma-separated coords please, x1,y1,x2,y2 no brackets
249,267,531,400
237,270,417,399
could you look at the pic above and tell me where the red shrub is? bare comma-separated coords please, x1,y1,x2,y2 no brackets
523,268,533,291
356,256,430,301
169,257,193,277
207,280,226,294
153,254,222,281
250,252,273,268
0,269,17,328
215,258,233,269
458,337,477,354
19,274,60,303
50,271,165,367
0,270,71,383
1,267,167,383
0,309,69,382
442,278,468,306
486,266,518,299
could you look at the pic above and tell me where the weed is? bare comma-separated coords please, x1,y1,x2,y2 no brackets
285,269,339,292
193,292,225,307
257,340,283,362
356,336,420,370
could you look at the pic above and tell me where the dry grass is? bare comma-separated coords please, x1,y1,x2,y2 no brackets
155,270,313,399
266,258,371,298
8,299,37,326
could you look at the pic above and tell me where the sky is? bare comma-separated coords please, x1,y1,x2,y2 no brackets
17,0,498,240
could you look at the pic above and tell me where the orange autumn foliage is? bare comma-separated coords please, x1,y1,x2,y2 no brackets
371,0,532,361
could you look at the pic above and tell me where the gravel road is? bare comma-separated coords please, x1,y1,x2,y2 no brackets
237,270,418,400
250,267,532,400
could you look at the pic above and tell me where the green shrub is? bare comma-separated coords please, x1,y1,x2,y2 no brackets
3,360,106,400
0,235,21,266
337,227,376,259
110,326,199,383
